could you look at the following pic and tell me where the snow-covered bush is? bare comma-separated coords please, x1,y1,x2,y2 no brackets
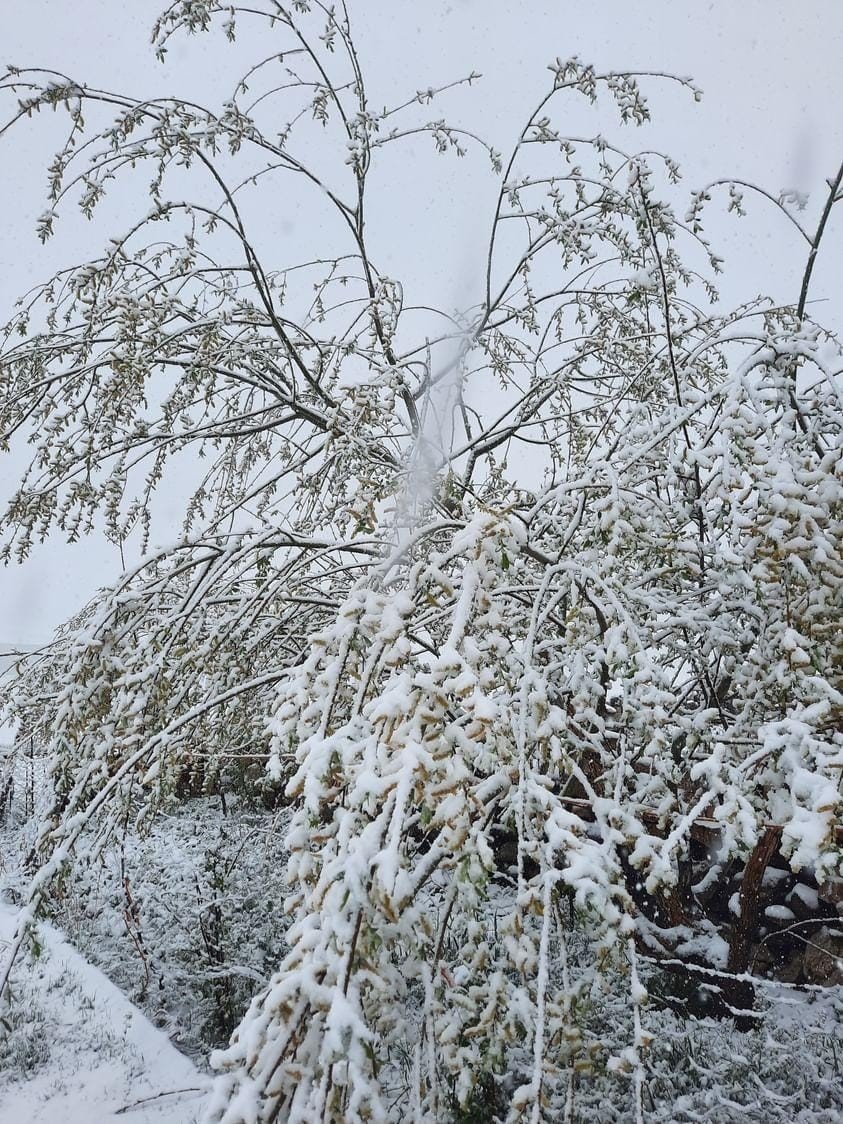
50,797,290,1054
1,3,841,1121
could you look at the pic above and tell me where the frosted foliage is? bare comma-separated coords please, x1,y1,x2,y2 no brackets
0,3,841,1122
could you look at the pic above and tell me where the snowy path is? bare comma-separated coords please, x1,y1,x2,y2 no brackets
0,903,210,1123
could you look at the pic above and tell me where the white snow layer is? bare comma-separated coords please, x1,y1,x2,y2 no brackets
0,902,209,1122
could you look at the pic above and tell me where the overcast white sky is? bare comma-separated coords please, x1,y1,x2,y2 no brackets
1,0,842,646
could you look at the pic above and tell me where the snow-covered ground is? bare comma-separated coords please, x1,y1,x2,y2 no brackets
0,902,209,1123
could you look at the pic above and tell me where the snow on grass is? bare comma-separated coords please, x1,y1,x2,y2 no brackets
0,901,209,1123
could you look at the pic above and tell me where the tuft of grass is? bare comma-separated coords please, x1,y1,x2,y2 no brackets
0,971,52,1081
